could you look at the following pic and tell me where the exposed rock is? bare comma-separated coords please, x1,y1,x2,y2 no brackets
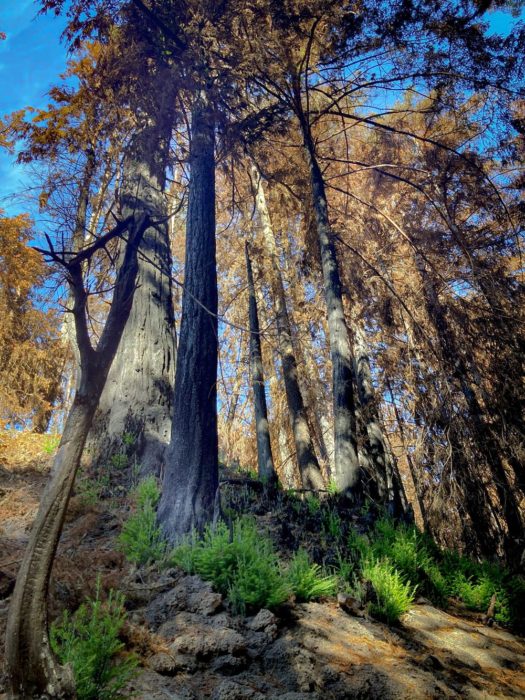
211,679,266,700
262,637,321,692
123,567,182,606
247,609,278,634
211,653,249,675
145,574,223,628
170,624,247,659
126,669,196,700
269,694,321,700
147,651,181,675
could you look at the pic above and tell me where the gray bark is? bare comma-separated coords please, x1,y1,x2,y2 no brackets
6,216,148,699
86,76,176,478
158,95,218,542
297,112,360,494
245,242,276,484
252,166,324,491
353,324,405,514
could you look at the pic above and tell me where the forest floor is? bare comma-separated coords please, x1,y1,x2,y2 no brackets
0,432,524,699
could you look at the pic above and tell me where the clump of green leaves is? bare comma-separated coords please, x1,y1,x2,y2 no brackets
118,477,166,565
367,517,448,603
305,494,321,516
286,549,337,601
172,518,290,614
362,558,416,625
43,433,60,454
75,469,110,508
321,508,343,541
171,518,340,615
50,583,137,700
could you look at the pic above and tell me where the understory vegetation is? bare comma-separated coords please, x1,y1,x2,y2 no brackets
117,478,525,628
50,582,137,700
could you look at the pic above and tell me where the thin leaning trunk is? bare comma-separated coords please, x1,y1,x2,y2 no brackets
252,165,324,491
296,107,360,494
86,74,177,478
6,216,148,699
245,242,276,484
158,94,218,542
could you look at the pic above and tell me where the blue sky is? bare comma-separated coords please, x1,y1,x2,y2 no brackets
0,0,68,213
0,2,522,218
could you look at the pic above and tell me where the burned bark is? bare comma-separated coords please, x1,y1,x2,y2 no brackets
158,95,218,542
245,242,276,484
5,215,148,700
86,72,177,477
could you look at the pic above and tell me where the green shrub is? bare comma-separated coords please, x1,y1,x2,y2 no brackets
362,558,416,624
50,584,137,700
321,509,343,541
109,453,128,470
305,494,321,516
286,549,337,601
119,477,166,565
229,550,291,615
326,478,339,496
172,518,290,614
367,517,446,603
43,434,61,454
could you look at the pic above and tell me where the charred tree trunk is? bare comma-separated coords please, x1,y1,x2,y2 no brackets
245,242,276,484
158,95,218,542
6,216,147,700
353,324,404,514
86,74,176,478
295,103,360,495
252,166,324,491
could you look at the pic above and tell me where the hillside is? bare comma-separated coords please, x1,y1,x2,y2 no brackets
1,433,524,700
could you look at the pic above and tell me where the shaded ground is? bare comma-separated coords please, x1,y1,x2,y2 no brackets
1,435,524,699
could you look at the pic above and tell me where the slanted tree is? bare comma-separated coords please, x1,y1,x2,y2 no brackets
5,214,149,699
245,241,276,484
252,165,324,490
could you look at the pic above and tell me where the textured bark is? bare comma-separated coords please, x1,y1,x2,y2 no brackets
245,243,276,484
253,166,324,491
158,96,218,542
353,324,408,515
6,217,147,700
415,252,524,559
280,236,332,473
297,111,360,494
86,76,176,477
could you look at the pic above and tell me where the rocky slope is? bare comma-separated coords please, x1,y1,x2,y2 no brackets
1,436,524,699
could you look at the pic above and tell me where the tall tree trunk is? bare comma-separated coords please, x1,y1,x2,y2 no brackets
280,232,331,472
352,323,404,512
86,76,176,477
6,216,148,699
245,242,276,483
386,377,425,525
295,103,360,494
252,165,324,490
158,95,218,542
